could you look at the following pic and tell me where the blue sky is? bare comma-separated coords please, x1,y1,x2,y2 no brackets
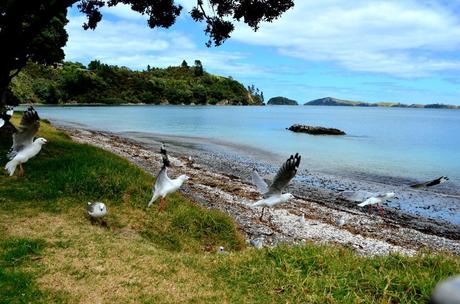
64,0,460,105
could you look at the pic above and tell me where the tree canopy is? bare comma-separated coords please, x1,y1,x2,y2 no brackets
0,0,294,113
11,60,264,105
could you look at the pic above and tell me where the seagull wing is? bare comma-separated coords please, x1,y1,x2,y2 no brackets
155,166,172,192
342,190,375,202
160,143,171,167
87,203,95,213
8,106,40,159
251,169,268,194
265,153,301,196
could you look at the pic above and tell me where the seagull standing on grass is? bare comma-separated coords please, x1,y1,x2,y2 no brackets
357,192,397,216
87,202,107,218
4,106,47,176
147,144,189,211
251,153,301,221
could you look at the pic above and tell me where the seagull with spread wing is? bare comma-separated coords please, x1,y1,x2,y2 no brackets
147,144,189,211
4,106,47,176
251,153,301,221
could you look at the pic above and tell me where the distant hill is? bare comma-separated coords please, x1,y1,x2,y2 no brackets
10,61,264,106
304,97,460,109
267,96,298,105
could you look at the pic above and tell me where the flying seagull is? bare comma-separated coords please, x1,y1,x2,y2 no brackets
4,106,47,176
251,153,301,221
147,144,189,211
410,176,449,189
0,106,14,128
87,202,107,218
357,192,396,216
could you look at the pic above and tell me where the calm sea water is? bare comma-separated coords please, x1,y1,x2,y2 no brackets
34,105,460,187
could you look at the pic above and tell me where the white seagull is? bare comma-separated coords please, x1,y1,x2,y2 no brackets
357,192,396,216
410,176,449,189
147,144,189,211
5,106,47,176
87,202,108,218
251,153,301,221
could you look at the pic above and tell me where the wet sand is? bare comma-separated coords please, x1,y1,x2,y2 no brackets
59,125,460,256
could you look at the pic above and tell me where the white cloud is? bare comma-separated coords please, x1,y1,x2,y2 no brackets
64,14,266,76
101,3,146,21
232,0,460,77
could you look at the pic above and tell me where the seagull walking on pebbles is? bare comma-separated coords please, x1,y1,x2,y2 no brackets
147,144,189,211
357,192,396,216
4,107,47,176
410,176,449,189
251,153,301,221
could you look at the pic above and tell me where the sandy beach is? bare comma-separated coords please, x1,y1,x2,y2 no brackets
57,124,460,257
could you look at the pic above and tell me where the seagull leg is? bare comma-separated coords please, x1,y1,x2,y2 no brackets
159,197,166,212
378,205,385,217
367,205,371,215
259,207,265,221
18,164,24,177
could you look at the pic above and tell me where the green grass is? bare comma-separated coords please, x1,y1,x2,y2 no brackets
1,116,459,303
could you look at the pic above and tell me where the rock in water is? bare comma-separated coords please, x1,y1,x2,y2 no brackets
287,124,346,135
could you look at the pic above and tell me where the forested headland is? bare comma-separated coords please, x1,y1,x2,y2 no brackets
10,60,264,106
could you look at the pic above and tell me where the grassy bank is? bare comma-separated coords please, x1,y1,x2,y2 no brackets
1,118,459,303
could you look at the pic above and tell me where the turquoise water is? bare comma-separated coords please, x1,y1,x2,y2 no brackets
35,105,460,187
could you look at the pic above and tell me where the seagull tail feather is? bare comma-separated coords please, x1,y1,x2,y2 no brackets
358,200,370,207
147,193,160,207
252,199,266,207
5,160,17,176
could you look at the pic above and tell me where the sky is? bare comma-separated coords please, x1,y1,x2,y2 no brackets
64,0,460,105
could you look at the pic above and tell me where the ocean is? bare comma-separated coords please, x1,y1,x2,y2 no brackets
33,105,460,190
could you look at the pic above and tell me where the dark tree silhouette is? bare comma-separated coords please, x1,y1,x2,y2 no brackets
0,0,294,117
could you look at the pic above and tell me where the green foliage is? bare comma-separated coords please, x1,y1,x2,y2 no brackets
10,61,263,105
0,117,244,253
213,244,460,303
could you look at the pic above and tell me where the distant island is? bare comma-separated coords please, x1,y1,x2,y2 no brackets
10,60,264,106
267,96,298,105
304,97,460,109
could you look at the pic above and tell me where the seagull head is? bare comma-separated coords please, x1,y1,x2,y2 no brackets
179,174,190,183
35,137,48,145
281,193,295,202
385,192,396,199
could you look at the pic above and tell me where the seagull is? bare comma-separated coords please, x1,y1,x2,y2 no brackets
430,275,460,304
87,202,107,218
0,106,14,128
251,153,301,221
410,176,449,189
4,106,47,176
147,144,189,211
357,192,396,216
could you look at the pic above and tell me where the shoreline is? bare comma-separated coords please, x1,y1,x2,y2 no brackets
58,124,460,256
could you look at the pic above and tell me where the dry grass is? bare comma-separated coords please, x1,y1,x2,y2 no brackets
1,116,459,303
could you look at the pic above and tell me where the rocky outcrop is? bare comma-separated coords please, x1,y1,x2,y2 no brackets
267,96,298,105
287,124,346,135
